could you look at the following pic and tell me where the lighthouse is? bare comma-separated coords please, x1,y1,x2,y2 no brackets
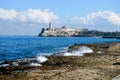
48,22,54,31
49,22,52,29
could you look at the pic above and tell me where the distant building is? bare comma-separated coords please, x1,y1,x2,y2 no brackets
38,22,88,37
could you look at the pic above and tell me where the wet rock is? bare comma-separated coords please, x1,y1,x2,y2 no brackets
112,75,120,80
113,62,120,65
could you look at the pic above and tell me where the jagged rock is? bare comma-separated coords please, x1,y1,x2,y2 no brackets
113,62,120,65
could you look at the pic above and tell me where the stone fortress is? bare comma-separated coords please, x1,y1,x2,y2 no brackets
38,22,88,37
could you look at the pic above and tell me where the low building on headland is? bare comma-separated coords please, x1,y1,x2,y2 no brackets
38,22,88,37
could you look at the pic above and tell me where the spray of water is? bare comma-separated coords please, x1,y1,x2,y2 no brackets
62,46,93,56
29,63,41,66
36,55,48,63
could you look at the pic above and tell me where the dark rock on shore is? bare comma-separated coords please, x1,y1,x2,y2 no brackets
68,43,112,52
113,62,120,65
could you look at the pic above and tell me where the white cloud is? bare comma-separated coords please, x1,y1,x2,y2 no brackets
71,11,120,26
0,8,17,21
0,8,58,24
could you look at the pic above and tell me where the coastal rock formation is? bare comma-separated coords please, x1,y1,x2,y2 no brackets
0,55,48,68
1,42,120,80
52,46,93,56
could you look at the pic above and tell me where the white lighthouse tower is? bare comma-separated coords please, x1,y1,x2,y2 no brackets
49,22,52,29
48,22,54,31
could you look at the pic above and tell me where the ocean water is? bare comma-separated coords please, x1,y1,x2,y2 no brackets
0,36,120,62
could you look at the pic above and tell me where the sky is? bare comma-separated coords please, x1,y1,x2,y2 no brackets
0,0,120,35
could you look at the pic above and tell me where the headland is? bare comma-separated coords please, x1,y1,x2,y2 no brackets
38,22,120,38
38,22,88,37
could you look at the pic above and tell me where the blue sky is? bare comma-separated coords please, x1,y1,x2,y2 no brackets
0,0,120,35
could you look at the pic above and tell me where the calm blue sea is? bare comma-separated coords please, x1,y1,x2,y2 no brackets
0,36,120,61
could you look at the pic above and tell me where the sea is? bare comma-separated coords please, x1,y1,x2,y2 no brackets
0,36,120,62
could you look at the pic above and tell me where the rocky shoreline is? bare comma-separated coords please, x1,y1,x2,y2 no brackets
1,42,120,80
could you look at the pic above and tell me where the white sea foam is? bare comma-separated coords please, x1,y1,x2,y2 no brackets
0,64,9,67
36,55,48,63
78,46,93,54
11,62,19,66
60,46,93,56
29,63,41,66
63,52,83,56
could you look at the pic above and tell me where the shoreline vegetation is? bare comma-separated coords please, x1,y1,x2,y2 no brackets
1,42,120,80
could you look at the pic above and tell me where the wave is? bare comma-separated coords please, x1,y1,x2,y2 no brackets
54,46,93,56
36,54,48,63
0,55,48,67
0,64,9,67
0,46,93,67
29,63,41,66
